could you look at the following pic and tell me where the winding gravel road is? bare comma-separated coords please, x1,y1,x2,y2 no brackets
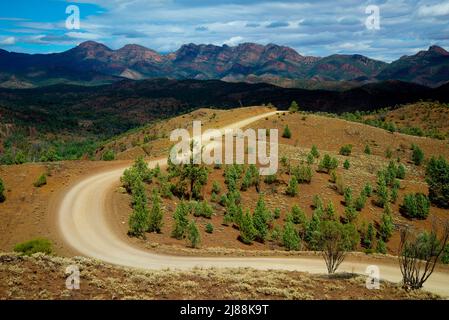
57,111,449,297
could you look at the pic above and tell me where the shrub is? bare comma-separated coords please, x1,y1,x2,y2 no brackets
282,222,300,251
147,190,163,233
442,244,449,264
318,154,338,173
397,164,406,179
171,202,190,239
286,176,299,197
376,239,387,254
339,144,353,156
264,173,278,184
329,170,337,183
311,145,320,158
187,220,201,248
291,165,313,184
205,223,214,234
411,144,424,166
291,205,306,225
273,208,281,219
379,205,394,242
362,223,375,249
282,125,292,139
343,160,350,170
102,149,115,161
344,187,353,207
289,101,299,113
192,201,214,219
401,193,430,219
34,174,47,188
335,174,345,195
14,238,53,256
376,174,389,208
128,179,149,238
212,181,221,194
363,183,373,197
253,196,270,242
324,202,336,221
364,145,371,155
239,210,256,244
344,206,358,223
426,156,449,208
306,153,314,165
355,192,367,211
0,178,5,203
385,148,393,159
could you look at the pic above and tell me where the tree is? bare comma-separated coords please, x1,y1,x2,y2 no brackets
282,125,292,139
282,222,300,251
318,154,338,173
376,239,387,254
128,179,149,238
289,101,299,113
171,201,190,239
355,191,367,211
253,196,270,242
311,145,320,158
399,221,449,290
397,164,406,179
102,149,115,161
363,183,373,197
379,204,394,242
339,144,353,156
148,190,163,233
411,144,424,166
364,145,371,155
401,193,430,220
318,221,359,274
291,205,307,225
286,176,299,197
426,156,449,208
363,223,375,249
0,178,5,203
376,173,389,208
187,220,201,248
343,159,350,170
324,202,336,221
344,187,353,207
239,209,256,244
205,223,214,234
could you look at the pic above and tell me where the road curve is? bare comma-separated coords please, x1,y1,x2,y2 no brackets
57,111,449,297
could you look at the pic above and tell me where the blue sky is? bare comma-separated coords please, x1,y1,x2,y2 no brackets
0,0,448,61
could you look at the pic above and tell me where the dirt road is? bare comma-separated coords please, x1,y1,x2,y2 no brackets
56,111,449,297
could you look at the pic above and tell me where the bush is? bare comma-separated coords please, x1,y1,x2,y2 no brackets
289,101,299,113
282,222,300,251
343,159,350,170
291,165,313,184
171,202,190,239
339,144,353,156
291,205,306,225
364,145,371,155
344,187,353,207
273,208,281,219
286,176,299,197
379,205,394,242
401,193,430,219
385,148,393,159
147,190,163,233
253,196,270,242
363,183,373,197
187,220,201,248
376,239,387,254
192,201,214,219
311,145,320,158
102,149,115,161
128,179,149,238
34,174,47,188
375,173,389,208
426,156,449,208
318,154,338,173
282,125,292,139
14,238,52,256
344,206,358,223
411,144,424,166
397,164,406,179
239,209,256,244
355,192,367,211
264,173,278,184
0,178,5,203
212,181,221,194
362,223,375,249
324,202,336,221
205,223,214,234
442,244,449,264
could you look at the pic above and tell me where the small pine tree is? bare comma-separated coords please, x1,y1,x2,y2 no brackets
339,144,353,156
187,220,201,248
355,192,367,211
148,190,163,233
411,144,424,166
273,208,281,219
397,164,406,179
34,174,47,188
0,178,5,203
363,183,373,197
364,145,371,155
311,145,320,158
385,148,393,159
212,181,221,194
376,239,387,254
282,125,292,139
282,222,300,251
171,202,189,239
324,202,336,221
344,187,353,207
289,101,299,113
205,223,214,234
344,206,358,223
379,204,394,242
286,176,299,197
376,174,390,208
291,205,306,225
253,196,270,242
363,223,375,249
343,159,350,170
239,209,256,245
128,179,149,238
306,153,315,165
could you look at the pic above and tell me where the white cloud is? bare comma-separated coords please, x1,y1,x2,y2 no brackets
0,36,16,45
223,36,244,46
418,2,449,17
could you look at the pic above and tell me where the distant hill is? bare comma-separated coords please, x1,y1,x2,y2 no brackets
1,41,448,88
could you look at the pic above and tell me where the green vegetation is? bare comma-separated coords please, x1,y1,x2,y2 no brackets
291,164,313,184
318,154,338,173
289,101,299,113
282,222,300,251
339,144,353,156
364,145,371,155
426,156,449,208
282,125,292,139
0,178,5,203
205,223,214,234
14,238,52,256
343,159,350,170
34,174,47,188
310,145,320,158
286,176,299,197
187,220,201,248
379,205,394,242
411,144,424,166
148,190,163,233
253,196,270,242
172,202,190,240
239,209,256,245
102,149,115,161
400,193,430,220
128,179,149,238
192,201,214,219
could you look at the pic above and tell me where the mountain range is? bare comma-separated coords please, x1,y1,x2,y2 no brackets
1,41,448,89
